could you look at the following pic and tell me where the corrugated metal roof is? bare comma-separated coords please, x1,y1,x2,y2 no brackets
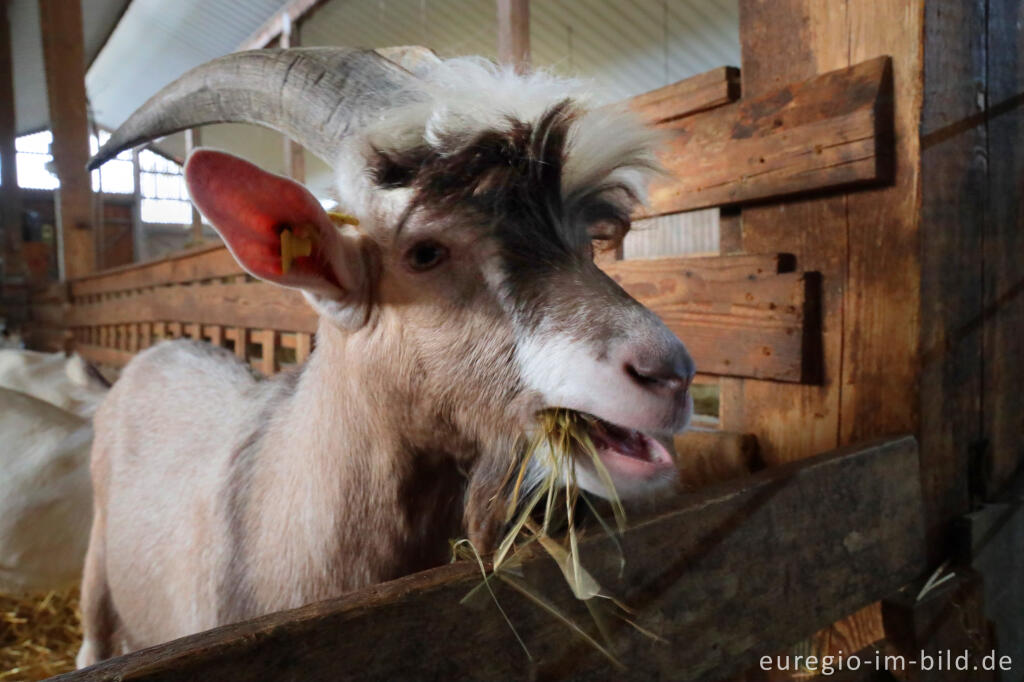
86,0,285,130
8,0,131,134
78,0,738,201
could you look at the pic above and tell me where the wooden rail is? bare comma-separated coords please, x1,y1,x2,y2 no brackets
59,436,924,682
647,56,893,216
54,248,817,383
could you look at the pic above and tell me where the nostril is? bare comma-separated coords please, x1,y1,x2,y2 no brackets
626,363,659,387
625,361,689,393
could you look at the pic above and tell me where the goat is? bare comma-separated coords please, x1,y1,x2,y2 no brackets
0,349,110,418
0,388,93,594
79,47,695,666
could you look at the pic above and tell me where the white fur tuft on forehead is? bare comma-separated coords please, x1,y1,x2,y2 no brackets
334,57,664,214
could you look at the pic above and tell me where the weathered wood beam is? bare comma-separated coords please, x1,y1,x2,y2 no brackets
59,436,925,682
39,0,95,277
601,253,817,382
67,251,818,383
68,281,314,334
982,0,1024,509
627,66,740,125
0,1,22,283
721,0,925,666
647,55,894,216
675,428,760,490
237,0,326,51
496,0,529,74
70,243,237,297
183,128,203,243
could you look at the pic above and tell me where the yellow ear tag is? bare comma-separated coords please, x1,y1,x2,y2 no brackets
327,211,360,227
280,228,313,275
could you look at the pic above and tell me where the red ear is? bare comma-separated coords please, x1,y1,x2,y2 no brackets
184,149,339,292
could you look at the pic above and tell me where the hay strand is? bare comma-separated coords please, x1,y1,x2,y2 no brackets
1,586,82,680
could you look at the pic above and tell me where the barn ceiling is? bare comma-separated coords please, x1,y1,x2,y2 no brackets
8,0,131,135
9,0,740,200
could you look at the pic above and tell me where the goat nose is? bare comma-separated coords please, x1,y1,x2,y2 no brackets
624,345,695,395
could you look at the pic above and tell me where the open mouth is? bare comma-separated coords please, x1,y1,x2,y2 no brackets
548,409,677,481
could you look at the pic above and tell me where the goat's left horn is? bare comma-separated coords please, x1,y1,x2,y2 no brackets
89,47,437,170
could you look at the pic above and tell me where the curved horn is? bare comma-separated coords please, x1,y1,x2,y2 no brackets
89,47,430,170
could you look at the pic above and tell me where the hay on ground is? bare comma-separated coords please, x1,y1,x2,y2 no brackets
0,586,82,681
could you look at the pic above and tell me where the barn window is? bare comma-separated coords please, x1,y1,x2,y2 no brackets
89,130,134,194
137,149,192,224
12,129,135,195
14,130,59,190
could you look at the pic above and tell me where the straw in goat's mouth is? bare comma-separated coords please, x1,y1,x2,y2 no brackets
454,408,660,667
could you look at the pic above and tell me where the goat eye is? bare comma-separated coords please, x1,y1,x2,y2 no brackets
404,240,449,272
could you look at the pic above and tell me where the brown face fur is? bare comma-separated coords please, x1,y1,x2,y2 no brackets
351,102,651,447
340,102,678,544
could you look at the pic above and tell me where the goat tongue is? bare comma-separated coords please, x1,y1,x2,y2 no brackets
588,418,653,462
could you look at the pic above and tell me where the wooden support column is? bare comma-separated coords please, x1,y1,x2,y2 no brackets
0,1,22,282
497,0,529,74
720,0,924,659
39,0,95,277
184,128,203,243
131,149,144,261
278,15,305,182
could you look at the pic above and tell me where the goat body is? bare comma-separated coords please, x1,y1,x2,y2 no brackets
0,388,93,595
79,51,695,666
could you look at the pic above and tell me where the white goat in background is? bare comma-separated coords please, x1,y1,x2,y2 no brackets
0,388,93,595
79,47,695,665
0,349,110,418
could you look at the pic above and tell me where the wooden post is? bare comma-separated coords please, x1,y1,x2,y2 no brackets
496,0,529,74
0,1,22,283
278,15,305,182
39,0,95,278
718,0,925,660
131,148,144,261
184,128,203,243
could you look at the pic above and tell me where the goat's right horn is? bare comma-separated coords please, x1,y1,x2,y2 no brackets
89,47,436,170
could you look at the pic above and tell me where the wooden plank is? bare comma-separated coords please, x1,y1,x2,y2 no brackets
602,254,812,382
627,66,740,125
675,428,760,490
57,436,924,682
983,0,1024,502
184,128,204,243
496,0,529,74
252,328,276,376
203,324,223,348
917,0,985,556
39,0,95,277
226,327,247,361
725,0,925,664
646,55,893,216
295,332,312,364
237,0,327,51
954,481,1024,674
0,3,22,283
67,281,317,333
882,570,998,682
70,244,240,297
66,255,813,382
